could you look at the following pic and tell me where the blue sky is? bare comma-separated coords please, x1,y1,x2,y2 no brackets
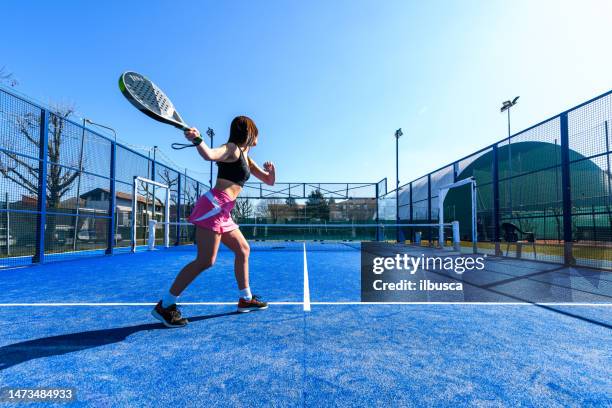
1,0,611,190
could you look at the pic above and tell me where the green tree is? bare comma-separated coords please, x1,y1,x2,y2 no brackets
305,189,329,221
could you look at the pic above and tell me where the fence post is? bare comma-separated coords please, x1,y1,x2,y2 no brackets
395,191,399,242
559,113,574,264
409,182,413,222
5,192,10,256
427,174,432,246
492,144,501,255
106,141,116,255
33,109,49,264
375,180,380,241
408,182,413,242
176,173,182,245
605,121,611,209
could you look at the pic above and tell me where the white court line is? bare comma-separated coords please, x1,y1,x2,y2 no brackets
0,302,609,307
303,243,311,312
311,302,612,306
0,302,303,307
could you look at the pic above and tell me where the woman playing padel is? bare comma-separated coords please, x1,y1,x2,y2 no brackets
152,116,275,327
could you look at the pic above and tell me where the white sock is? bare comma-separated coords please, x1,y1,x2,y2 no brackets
162,291,178,308
240,287,252,301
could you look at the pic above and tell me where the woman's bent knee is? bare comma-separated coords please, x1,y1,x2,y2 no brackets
193,257,215,272
236,244,250,259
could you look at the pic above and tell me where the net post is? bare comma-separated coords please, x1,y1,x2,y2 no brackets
452,221,460,251
106,140,116,255
148,219,157,250
131,176,137,253
164,188,170,248
176,172,182,246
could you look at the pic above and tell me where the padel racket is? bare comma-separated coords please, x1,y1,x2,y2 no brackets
118,71,201,149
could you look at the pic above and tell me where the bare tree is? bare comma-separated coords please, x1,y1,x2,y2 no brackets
157,167,179,220
232,197,254,222
157,168,179,193
254,200,268,221
0,105,80,247
181,179,199,219
253,199,285,223
266,199,287,223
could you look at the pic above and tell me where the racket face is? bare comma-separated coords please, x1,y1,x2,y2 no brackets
119,71,188,130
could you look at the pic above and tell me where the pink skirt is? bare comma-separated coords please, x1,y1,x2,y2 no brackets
188,188,239,233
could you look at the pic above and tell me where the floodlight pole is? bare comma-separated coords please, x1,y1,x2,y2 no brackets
207,127,215,188
506,108,511,139
395,128,403,242
84,119,117,143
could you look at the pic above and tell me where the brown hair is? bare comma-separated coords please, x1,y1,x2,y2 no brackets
228,116,258,147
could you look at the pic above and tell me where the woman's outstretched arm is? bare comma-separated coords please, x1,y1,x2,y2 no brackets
184,128,233,162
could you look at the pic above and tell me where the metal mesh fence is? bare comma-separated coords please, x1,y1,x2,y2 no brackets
3,85,610,270
0,88,211,267
379,90,612,270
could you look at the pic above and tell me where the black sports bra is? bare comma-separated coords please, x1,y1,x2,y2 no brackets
216,146,251,187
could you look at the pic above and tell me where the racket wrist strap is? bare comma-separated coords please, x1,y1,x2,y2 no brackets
192,136,203,146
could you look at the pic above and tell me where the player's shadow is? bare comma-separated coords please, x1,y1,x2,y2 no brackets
0,311,240,371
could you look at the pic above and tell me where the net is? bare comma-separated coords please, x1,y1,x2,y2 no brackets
146,221,460,252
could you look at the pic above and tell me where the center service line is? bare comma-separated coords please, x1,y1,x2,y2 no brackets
303,243,311,312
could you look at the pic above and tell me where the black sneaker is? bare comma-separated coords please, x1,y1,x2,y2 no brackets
237,295,269,313
152,301,188,328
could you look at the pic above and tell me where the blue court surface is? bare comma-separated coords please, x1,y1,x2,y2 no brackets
0,245,611,407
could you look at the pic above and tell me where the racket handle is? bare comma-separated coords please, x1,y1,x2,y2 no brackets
171,143,195,149
171,136,202,150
